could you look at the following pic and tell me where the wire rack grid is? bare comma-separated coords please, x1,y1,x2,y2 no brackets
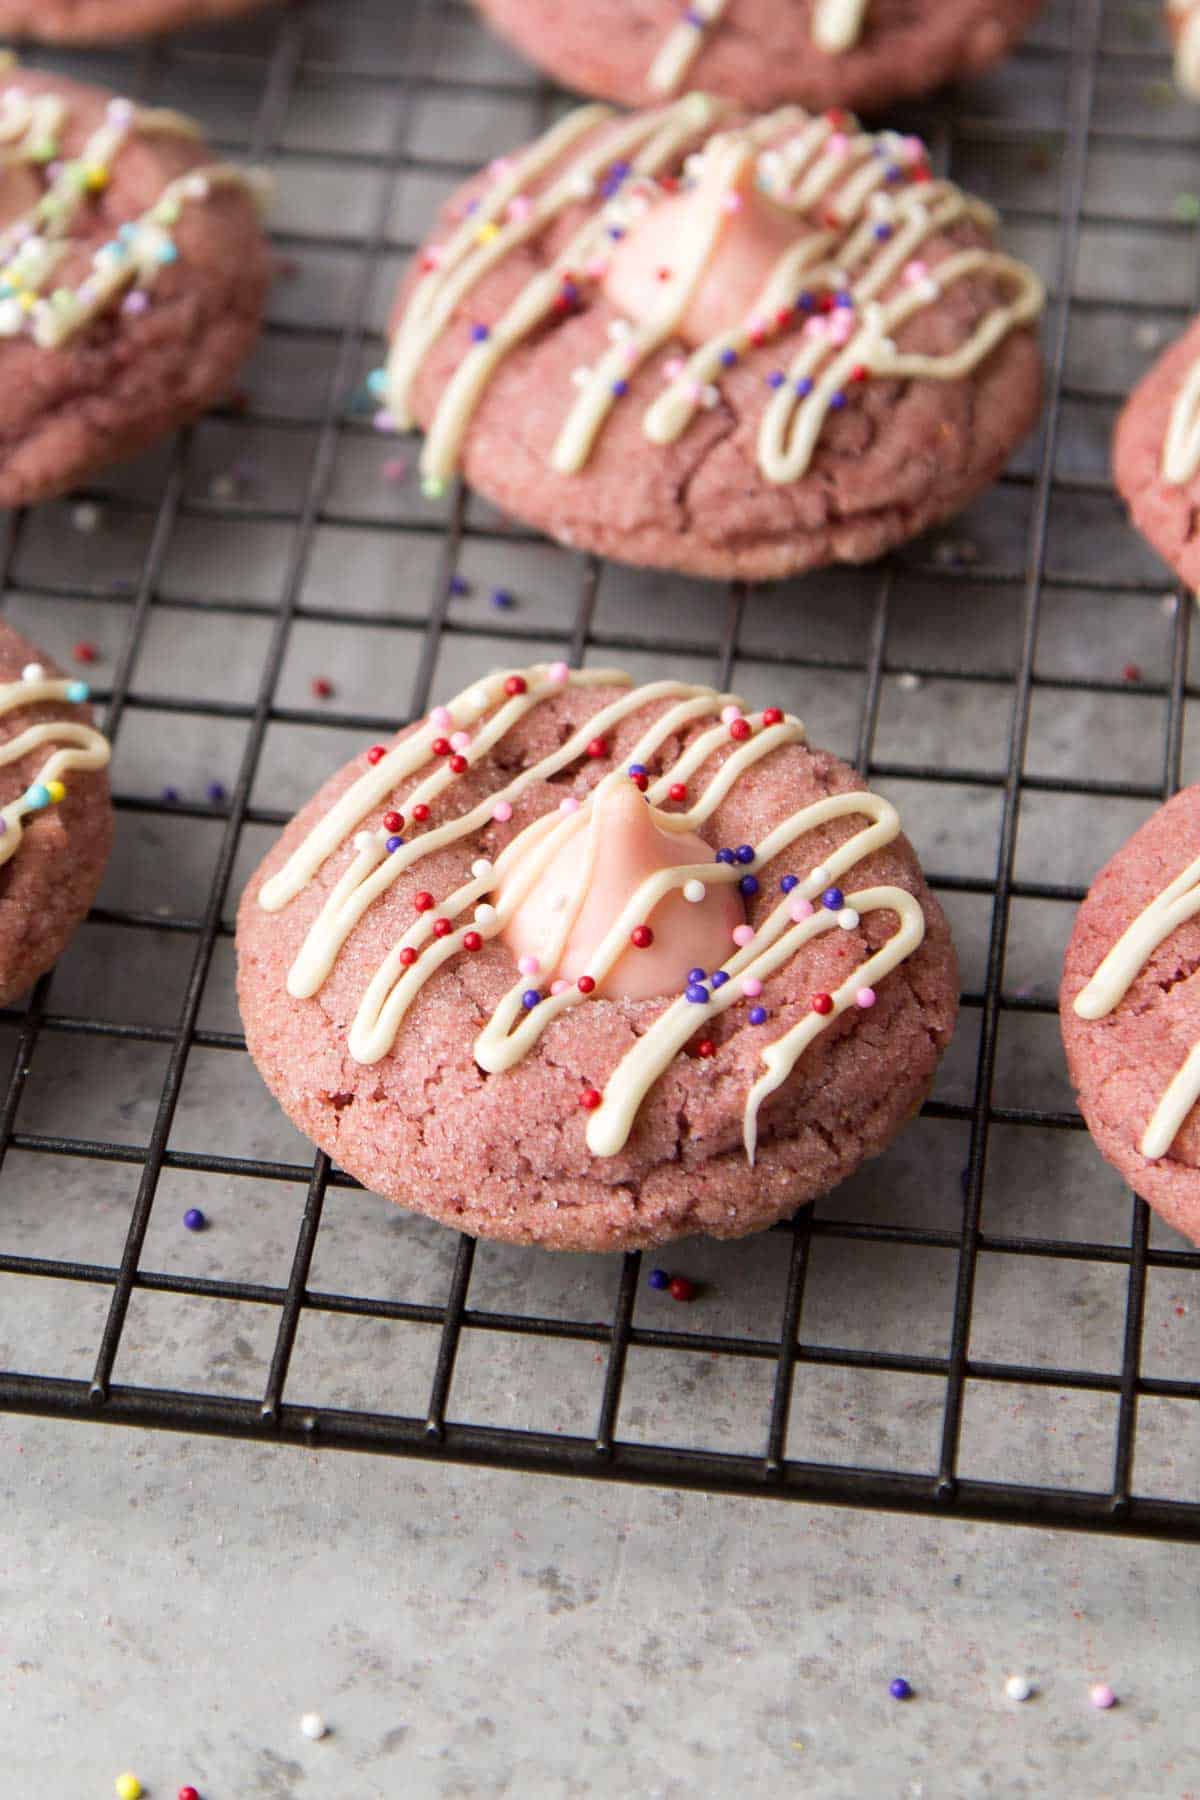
0,0,1199,1539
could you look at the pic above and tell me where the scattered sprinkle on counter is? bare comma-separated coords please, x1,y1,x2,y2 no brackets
300,1711,328,1740
888,1677,913,1701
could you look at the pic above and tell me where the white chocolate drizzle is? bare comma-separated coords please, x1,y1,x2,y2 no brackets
1162,354,1200,485
387,99,1044,496
0,81,265,349
1073,845,1200,1160
648,0,872,97
0,668,110,871
258,665,928,1162
1170,0,1200,96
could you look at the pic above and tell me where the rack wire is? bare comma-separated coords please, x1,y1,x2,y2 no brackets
1,0,1199,1539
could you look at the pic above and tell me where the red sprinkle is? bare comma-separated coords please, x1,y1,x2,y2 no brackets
774,306,793,327
826,108,848,128
449,753,469,774
630,771,649,792
697,1039,716,1059
762,707,783,726
579,1087,603,1110
586,737,609,759
729,718,752,742
311,676,334,699
412,803,430,823
577,975,596,994
432,736,452,756
432,917,453,938
1122,662,1142,684
178,1790,201,1800
668,782,687,802
463,930,483,952
913,165,932,183
383,810,404,833
504,674,528,696
811,992,834,1015
656,266,672,281
400,946,418,967
366,745,387,765
668,1276,696,1303
630,925,654,949
414,891,435,912
850,363,869,384
749,326,767,347
72,640,98,664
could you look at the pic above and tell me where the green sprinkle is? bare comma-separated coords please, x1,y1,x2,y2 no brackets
421,475,446,499
1174,193,1200,224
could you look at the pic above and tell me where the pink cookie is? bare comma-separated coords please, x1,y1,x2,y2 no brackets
1061,785,1200,1245
0,68,269,509
0,622,112,1002
474,0,1044,114
1113,313,1200,591
0,0,270,39
237,665,958,1253
384,99,1044,582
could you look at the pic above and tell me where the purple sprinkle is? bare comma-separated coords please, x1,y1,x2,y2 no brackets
886,165,903,183
490,588,514,610
521,989,541,1010
766,370,786,389
685,983,709,1005
183,1207,206,1231
611,379,629,397
748,1006,767,1026
720,347,738,367
470,323,490,342
780,874,798,893
373,409,397,432
734,844,755,865
795,377,814,398
688,966,707,983
715,848,736,865
873,223,893,241
162,786,180,804
739,874,759,897
822,886,845,911
628,763,648,778
386,835,403,853
797,290,815,312
830,391,847,411
607,225,626,241
121,289,150,316
206,781,226,804
835,290,854,309
448,574,471,597
710,971,729,989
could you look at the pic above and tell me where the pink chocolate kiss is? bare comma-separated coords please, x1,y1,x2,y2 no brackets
499,781,744,1001
602,146,798,350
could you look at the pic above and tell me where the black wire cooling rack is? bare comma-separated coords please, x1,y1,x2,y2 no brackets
2,0,1200,1540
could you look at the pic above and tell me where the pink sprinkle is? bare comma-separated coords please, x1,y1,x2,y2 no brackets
732,924,755,947
559,795,581,813
450,731,471,752
1089,1684,1117,1711
721,191,743,213
903,259,929,286
518,955,540,976
493,800,513,823
804,316,828,342
828,312,854,346
789,897,815,923
720,705,742,725
828,132,849,155
664,356,685,381
121,290,149,316
430,706,452,729
488,156,513,180
741,977,763,999
547,661,570,684
585,257,610,281
506,194,532,221
686,380,704,403
382,456,409,483
550,978,570,995
373,409,396,433
855,987,876,1009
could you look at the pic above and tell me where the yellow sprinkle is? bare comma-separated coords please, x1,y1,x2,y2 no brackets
45,780,65,804
114,1777,142,1800
475,221,501,244
18,293,34,312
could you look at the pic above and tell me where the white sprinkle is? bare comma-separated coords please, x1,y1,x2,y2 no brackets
1135,321,1164,352
897,671,922,693
299,1711,327,1741
837,908,860,930
0,297,23,336
608,319,632,342
20,662,44,683
71,501,102,533
471,857,493,879
1005,1675,1033,1703
568,171,595,199
474,903,497,925
571,366,592,388
683,879,706,904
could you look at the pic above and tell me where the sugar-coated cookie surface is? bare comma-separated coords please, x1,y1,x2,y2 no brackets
0,0,268,40
0,621,112,1003
1061,786,1200,1246
1113,313,1200,590
384,97,1044,582
0,67,269,507
237,664,958,1253
474,0,1043,113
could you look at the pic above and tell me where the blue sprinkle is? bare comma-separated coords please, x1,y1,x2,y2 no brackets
685,983,709,1005
521,989,541,1010
448,574,471,597
155,241,179,265
65,680,89,703
611,378,629,397
648,1268,670,1290
795,377,814,398
715,848,736,865
766,370,786,389
386,835,404,853
822,886,845,911
797,290,815,312
835,290,853,309
873,223,893,241
206,781,226,805
629,763,648,778
780,874,799,893
470,322,490,342
739,875,759,897
688,967,707,984
748,1006,767,1026
366,368,388,398
117,222,137,242
23,782,50,811
719,347,738,367
490,588,514,610
710,971,729,990
830,391,847,411
735,844,755,865
162,786,180,804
